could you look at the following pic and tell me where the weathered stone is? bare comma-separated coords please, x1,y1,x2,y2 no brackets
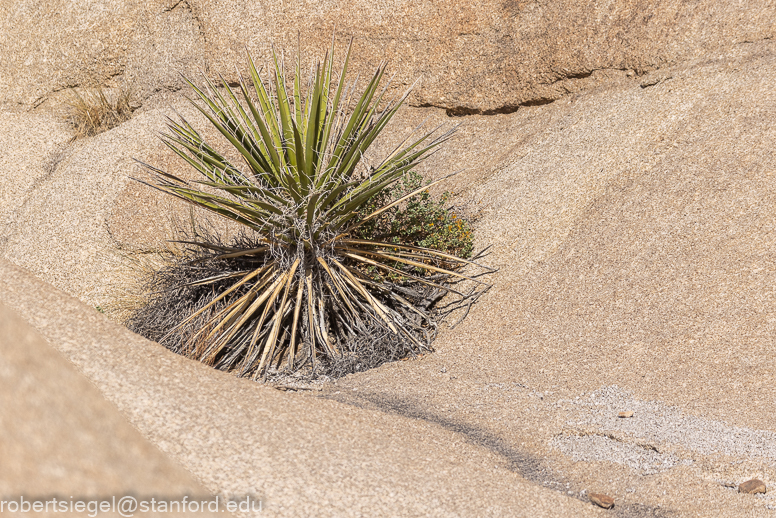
0,0,205,107
640,72,673,88
589,493,615,509
1,0,774,113
739,479,767,494
0,260,604,518
0,301,220,510
0,112,71,233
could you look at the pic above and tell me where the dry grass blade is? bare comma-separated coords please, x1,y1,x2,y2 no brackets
66,86,136,138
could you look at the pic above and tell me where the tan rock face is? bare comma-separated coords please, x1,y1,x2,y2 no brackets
2,0,773,112
0,301,220,514
0,112,71,233
478,40,776,429
195,0,776,113
329,40,776,517
0,0,204,107
0,260,603,518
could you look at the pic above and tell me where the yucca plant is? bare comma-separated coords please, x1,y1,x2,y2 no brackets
135,40,491,379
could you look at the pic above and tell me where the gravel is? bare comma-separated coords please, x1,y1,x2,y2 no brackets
559,385,776,466
551,432,689,475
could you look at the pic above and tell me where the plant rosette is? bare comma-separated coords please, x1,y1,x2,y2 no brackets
132,39,493,380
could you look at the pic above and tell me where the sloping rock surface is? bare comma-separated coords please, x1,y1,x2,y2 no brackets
0,300,223,517
334,40,776,516
0,259,601,518
0,0,204,106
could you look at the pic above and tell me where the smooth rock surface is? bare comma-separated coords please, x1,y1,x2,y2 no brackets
0,0,204,107
0,112,71,239
329,40,776,516
0,301,222,517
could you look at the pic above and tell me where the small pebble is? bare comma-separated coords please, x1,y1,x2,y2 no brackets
739,479,766,494
589,493,615,509
618,411,635,418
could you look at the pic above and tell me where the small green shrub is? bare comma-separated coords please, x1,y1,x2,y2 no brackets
356,171,473,260
353,171,474,284
130,40,491,380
